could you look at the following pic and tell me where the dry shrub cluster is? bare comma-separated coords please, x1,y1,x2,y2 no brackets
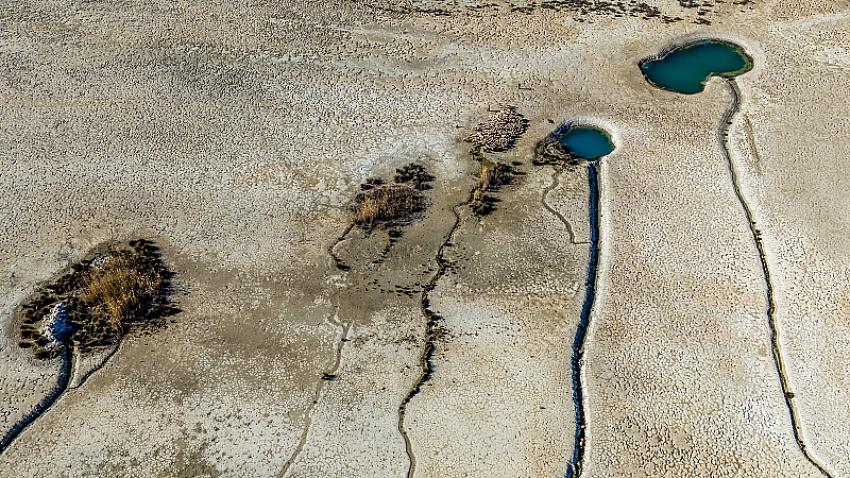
465,107,529,153
15,240,176,358
533,136,580,167
394,163,435,190
471,158,517,216
79,254,162,329
352,162,434,229
353,184,421,227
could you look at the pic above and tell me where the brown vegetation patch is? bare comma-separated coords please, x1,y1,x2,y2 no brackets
353,184,423,227
465,107,529,153
471,156,519,216
14,240,177,358
533,135,581,167
352,162,434,229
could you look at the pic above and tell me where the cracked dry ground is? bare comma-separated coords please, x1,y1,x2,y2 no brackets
1,1,849,477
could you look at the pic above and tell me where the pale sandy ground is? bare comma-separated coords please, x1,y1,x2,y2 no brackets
0,1,849,477
402,139,589,477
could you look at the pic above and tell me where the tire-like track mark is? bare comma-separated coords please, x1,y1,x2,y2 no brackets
0,347,73,455
565,162,601,478
742,113,763,174
70,341,120,389
329,223,355,272
721,80,834,478
542,165,590,246
278,311,351,478
398,188,476,478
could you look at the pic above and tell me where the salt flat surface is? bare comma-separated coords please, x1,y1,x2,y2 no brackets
0,1,848,477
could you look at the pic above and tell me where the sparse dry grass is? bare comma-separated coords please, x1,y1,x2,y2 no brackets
471,158,515,216
79,254,162,330
353,184,420,226
16,240,174,358
475,160,496,194
475,159,512,194
466,107,529,153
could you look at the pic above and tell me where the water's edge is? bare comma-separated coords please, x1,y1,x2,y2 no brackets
639,39,754,94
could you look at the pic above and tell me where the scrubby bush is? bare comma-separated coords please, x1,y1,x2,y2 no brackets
353,184,421,227
79,254,162,329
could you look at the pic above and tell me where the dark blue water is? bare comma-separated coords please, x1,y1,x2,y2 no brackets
640,40,753,94
559,127,615,160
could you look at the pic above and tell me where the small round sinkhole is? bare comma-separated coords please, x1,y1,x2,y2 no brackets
558,126,616,161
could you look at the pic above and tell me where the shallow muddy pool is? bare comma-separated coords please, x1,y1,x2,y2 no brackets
640,40,753,94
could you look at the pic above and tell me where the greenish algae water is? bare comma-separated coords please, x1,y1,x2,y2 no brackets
640,40,753,94
559,126,615,160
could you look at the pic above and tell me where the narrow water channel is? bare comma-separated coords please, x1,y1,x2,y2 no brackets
0,347,73,454
557,125,614,478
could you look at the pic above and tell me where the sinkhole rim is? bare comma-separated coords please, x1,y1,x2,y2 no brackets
638,37,755,95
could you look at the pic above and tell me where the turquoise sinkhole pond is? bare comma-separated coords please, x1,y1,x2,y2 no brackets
559,126,615,160
640,40,753,94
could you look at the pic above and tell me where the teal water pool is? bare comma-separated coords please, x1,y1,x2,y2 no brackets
559,126,615,160
640,40,753,94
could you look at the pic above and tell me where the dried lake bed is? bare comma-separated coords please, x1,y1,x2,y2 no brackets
1,1,849,477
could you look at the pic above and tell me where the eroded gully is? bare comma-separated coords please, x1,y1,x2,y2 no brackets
0,347,73,455
721,79,834,478
560,162,602,478
277,309,351,477
397,187,476,478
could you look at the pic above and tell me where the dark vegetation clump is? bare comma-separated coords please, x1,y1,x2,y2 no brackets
359,177,385,191
15,240,177,359
465,106,529,153
353,184,421,227
355,0,692,24
394,163,435,190
470,155,520,217
533,135,581,167
352,162,434,229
